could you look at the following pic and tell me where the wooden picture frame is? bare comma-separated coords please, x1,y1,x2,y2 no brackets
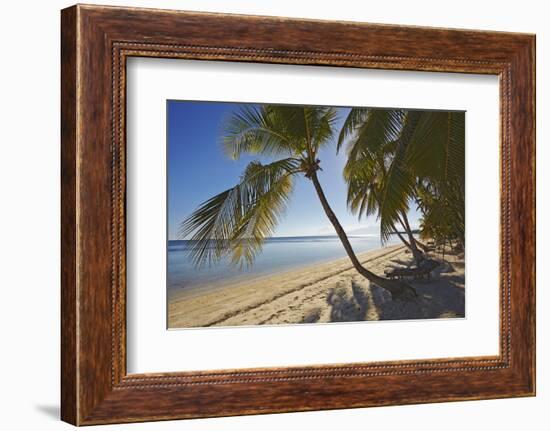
61,4,535,425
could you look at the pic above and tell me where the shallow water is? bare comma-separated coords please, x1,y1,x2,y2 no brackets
167,235,402,294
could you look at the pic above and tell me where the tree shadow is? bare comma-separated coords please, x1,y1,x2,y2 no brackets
372,269,465,321
326,281,369,322
442,274,466,287
302,307,322,323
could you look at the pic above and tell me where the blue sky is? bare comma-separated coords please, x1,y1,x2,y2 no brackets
167,100,420,240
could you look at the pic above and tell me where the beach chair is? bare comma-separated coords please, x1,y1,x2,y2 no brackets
384,259,439,280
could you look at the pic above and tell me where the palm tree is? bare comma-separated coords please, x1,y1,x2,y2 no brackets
338,108,465,261
179,105,417,300
337,109,425,263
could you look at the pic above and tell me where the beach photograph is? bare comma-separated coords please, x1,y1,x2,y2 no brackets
167,101,465,329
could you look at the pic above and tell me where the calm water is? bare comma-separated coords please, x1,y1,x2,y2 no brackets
167,235,402,295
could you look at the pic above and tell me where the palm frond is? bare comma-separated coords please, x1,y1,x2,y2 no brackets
404,111,465,181
343,154,381,219
343,109,405,163
377,111,423,241
309,107,339,151
178,158,301,267
222,105,298,159
222,105,339,160
336,108,369,153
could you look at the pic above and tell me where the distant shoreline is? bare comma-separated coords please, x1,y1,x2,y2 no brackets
168,244,465,328
168,232,406,242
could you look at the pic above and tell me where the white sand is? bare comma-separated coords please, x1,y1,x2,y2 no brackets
168,244,465,328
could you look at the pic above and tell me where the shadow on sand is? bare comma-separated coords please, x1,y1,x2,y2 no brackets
299,253,465,324
371,263,465,320
325,281,370,322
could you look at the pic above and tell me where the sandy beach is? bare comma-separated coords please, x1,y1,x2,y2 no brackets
168,244,465,328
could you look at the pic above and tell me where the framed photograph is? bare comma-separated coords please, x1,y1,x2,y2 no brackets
165,100,465,330
61,4,535,425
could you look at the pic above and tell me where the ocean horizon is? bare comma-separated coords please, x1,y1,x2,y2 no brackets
167,234,403,295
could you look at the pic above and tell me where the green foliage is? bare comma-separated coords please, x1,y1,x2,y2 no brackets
179,158,300,267
223,105,338,160
341,108,465,246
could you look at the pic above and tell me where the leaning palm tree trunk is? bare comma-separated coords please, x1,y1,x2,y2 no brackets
310,171,417,300
393,228,411,249
398,211,424,264
413,238,431,254
393,223,429,258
